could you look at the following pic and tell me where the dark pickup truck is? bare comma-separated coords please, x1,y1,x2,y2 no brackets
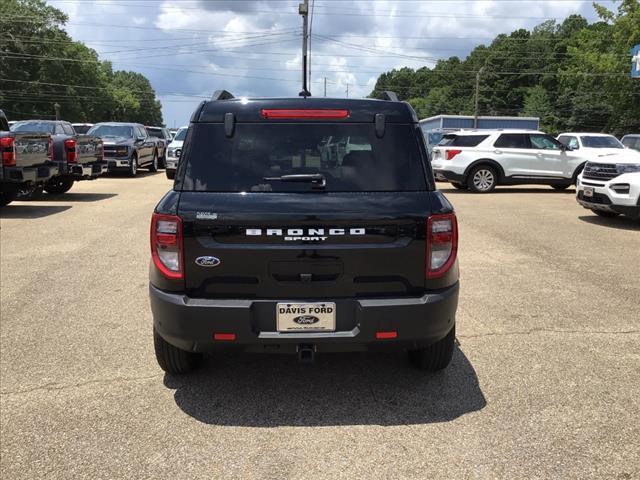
150,92,459,374
10,120,106,194
1,110,57,206
89,122,158,176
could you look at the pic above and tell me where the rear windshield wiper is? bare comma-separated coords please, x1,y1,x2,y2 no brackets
263,173,326,189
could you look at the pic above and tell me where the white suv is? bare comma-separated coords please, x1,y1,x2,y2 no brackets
576,153,640,219
165,125,187,180
431,130,586,193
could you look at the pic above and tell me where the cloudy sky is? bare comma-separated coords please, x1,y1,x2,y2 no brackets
49,0,604,127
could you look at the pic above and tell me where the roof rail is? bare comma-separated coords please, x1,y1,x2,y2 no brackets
211,90,235,101
381,91,399,102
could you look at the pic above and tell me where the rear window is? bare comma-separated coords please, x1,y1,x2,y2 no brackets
180,123,427,192
438,134,489,147
73,125,92,134
146,128,164,138
493,133,529,149
11,121,55,134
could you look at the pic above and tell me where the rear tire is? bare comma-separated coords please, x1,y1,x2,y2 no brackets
592,209,620,218
153,327,202,374
166,169,175,180
0,191,17,207
467,165,497,193
451,182,467,190
551,183,571,190
148,151,158,172
408,325,455,371
44,177,74,195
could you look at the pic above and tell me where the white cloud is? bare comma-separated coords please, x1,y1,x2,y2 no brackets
50,0,596,126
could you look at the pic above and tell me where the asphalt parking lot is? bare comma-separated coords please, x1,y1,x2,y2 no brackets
1,173,639,479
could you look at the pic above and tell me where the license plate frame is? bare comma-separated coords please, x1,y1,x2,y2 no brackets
276,302,336,332
583,186,594,198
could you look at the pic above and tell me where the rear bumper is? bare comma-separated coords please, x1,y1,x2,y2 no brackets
1,165,57,186
150,283,459,353
68,162,108,179
432,169,466,184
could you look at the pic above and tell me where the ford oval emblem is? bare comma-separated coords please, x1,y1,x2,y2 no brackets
195,256,221,267
293,315,320,325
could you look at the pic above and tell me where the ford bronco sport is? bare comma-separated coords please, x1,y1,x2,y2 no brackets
149,91,459,373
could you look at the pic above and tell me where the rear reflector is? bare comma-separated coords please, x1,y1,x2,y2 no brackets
445,149,462,160
261,109,350,119
0,136,16,167
150,213,183,280
426,213,458,279
376,331,397,339
214,333,236,341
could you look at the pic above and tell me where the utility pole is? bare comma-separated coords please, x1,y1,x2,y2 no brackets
298,0,311,97
324,77,327,97
473,66,484,128
53,103,60,120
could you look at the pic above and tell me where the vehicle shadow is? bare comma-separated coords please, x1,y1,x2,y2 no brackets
164,346,486,427
438,186,575,195
0,205,72,219
37,193,118,202
578,215,640,231
104,171,163,179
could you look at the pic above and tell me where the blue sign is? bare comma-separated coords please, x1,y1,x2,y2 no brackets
632,44,640,78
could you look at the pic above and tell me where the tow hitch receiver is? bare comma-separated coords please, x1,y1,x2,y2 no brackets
297,344,316,363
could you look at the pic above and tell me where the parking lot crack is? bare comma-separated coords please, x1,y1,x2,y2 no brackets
0,373,163,397
459,328,640,339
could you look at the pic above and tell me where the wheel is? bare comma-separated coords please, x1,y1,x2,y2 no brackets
0,191,17,207
166,169,175,180
408,325,455,371
450,182,467,190
158,153,166,169
551,183,571,190
128,154,138,177
153,327,202,374
592,209,620,218
467,165,497,193
148,151,158,172
43,177,74,195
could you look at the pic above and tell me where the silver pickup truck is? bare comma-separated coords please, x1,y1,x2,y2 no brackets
1,110,58,206
10,120,106,194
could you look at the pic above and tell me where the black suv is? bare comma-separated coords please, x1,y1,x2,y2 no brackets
150,92,459,373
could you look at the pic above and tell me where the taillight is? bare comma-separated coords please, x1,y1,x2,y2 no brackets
445,149,462,160
151,213,183,280
426,213,458,279
0,136,16,167
261,109,350,119
64,138,77,163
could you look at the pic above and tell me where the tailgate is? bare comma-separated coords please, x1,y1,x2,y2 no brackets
75,134,103,165
179,192,434,299
12,133,51,168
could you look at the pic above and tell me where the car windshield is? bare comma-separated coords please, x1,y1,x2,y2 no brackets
11,121,55,134
181,123,427,193
88,125,133,138
174,128,187,141
146,128,164,138
581,136,623,148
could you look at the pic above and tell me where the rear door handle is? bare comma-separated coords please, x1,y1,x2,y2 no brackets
494,149,502,154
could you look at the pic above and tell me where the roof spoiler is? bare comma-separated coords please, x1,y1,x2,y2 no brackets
211,90,235,101
381,91,399,102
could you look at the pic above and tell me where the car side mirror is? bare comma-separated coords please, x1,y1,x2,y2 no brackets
136,136,145,142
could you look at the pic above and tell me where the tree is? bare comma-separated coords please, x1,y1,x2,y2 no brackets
0,0,163,125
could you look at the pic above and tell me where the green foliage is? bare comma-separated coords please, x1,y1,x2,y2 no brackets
370,2,640,135
0,0,163,125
